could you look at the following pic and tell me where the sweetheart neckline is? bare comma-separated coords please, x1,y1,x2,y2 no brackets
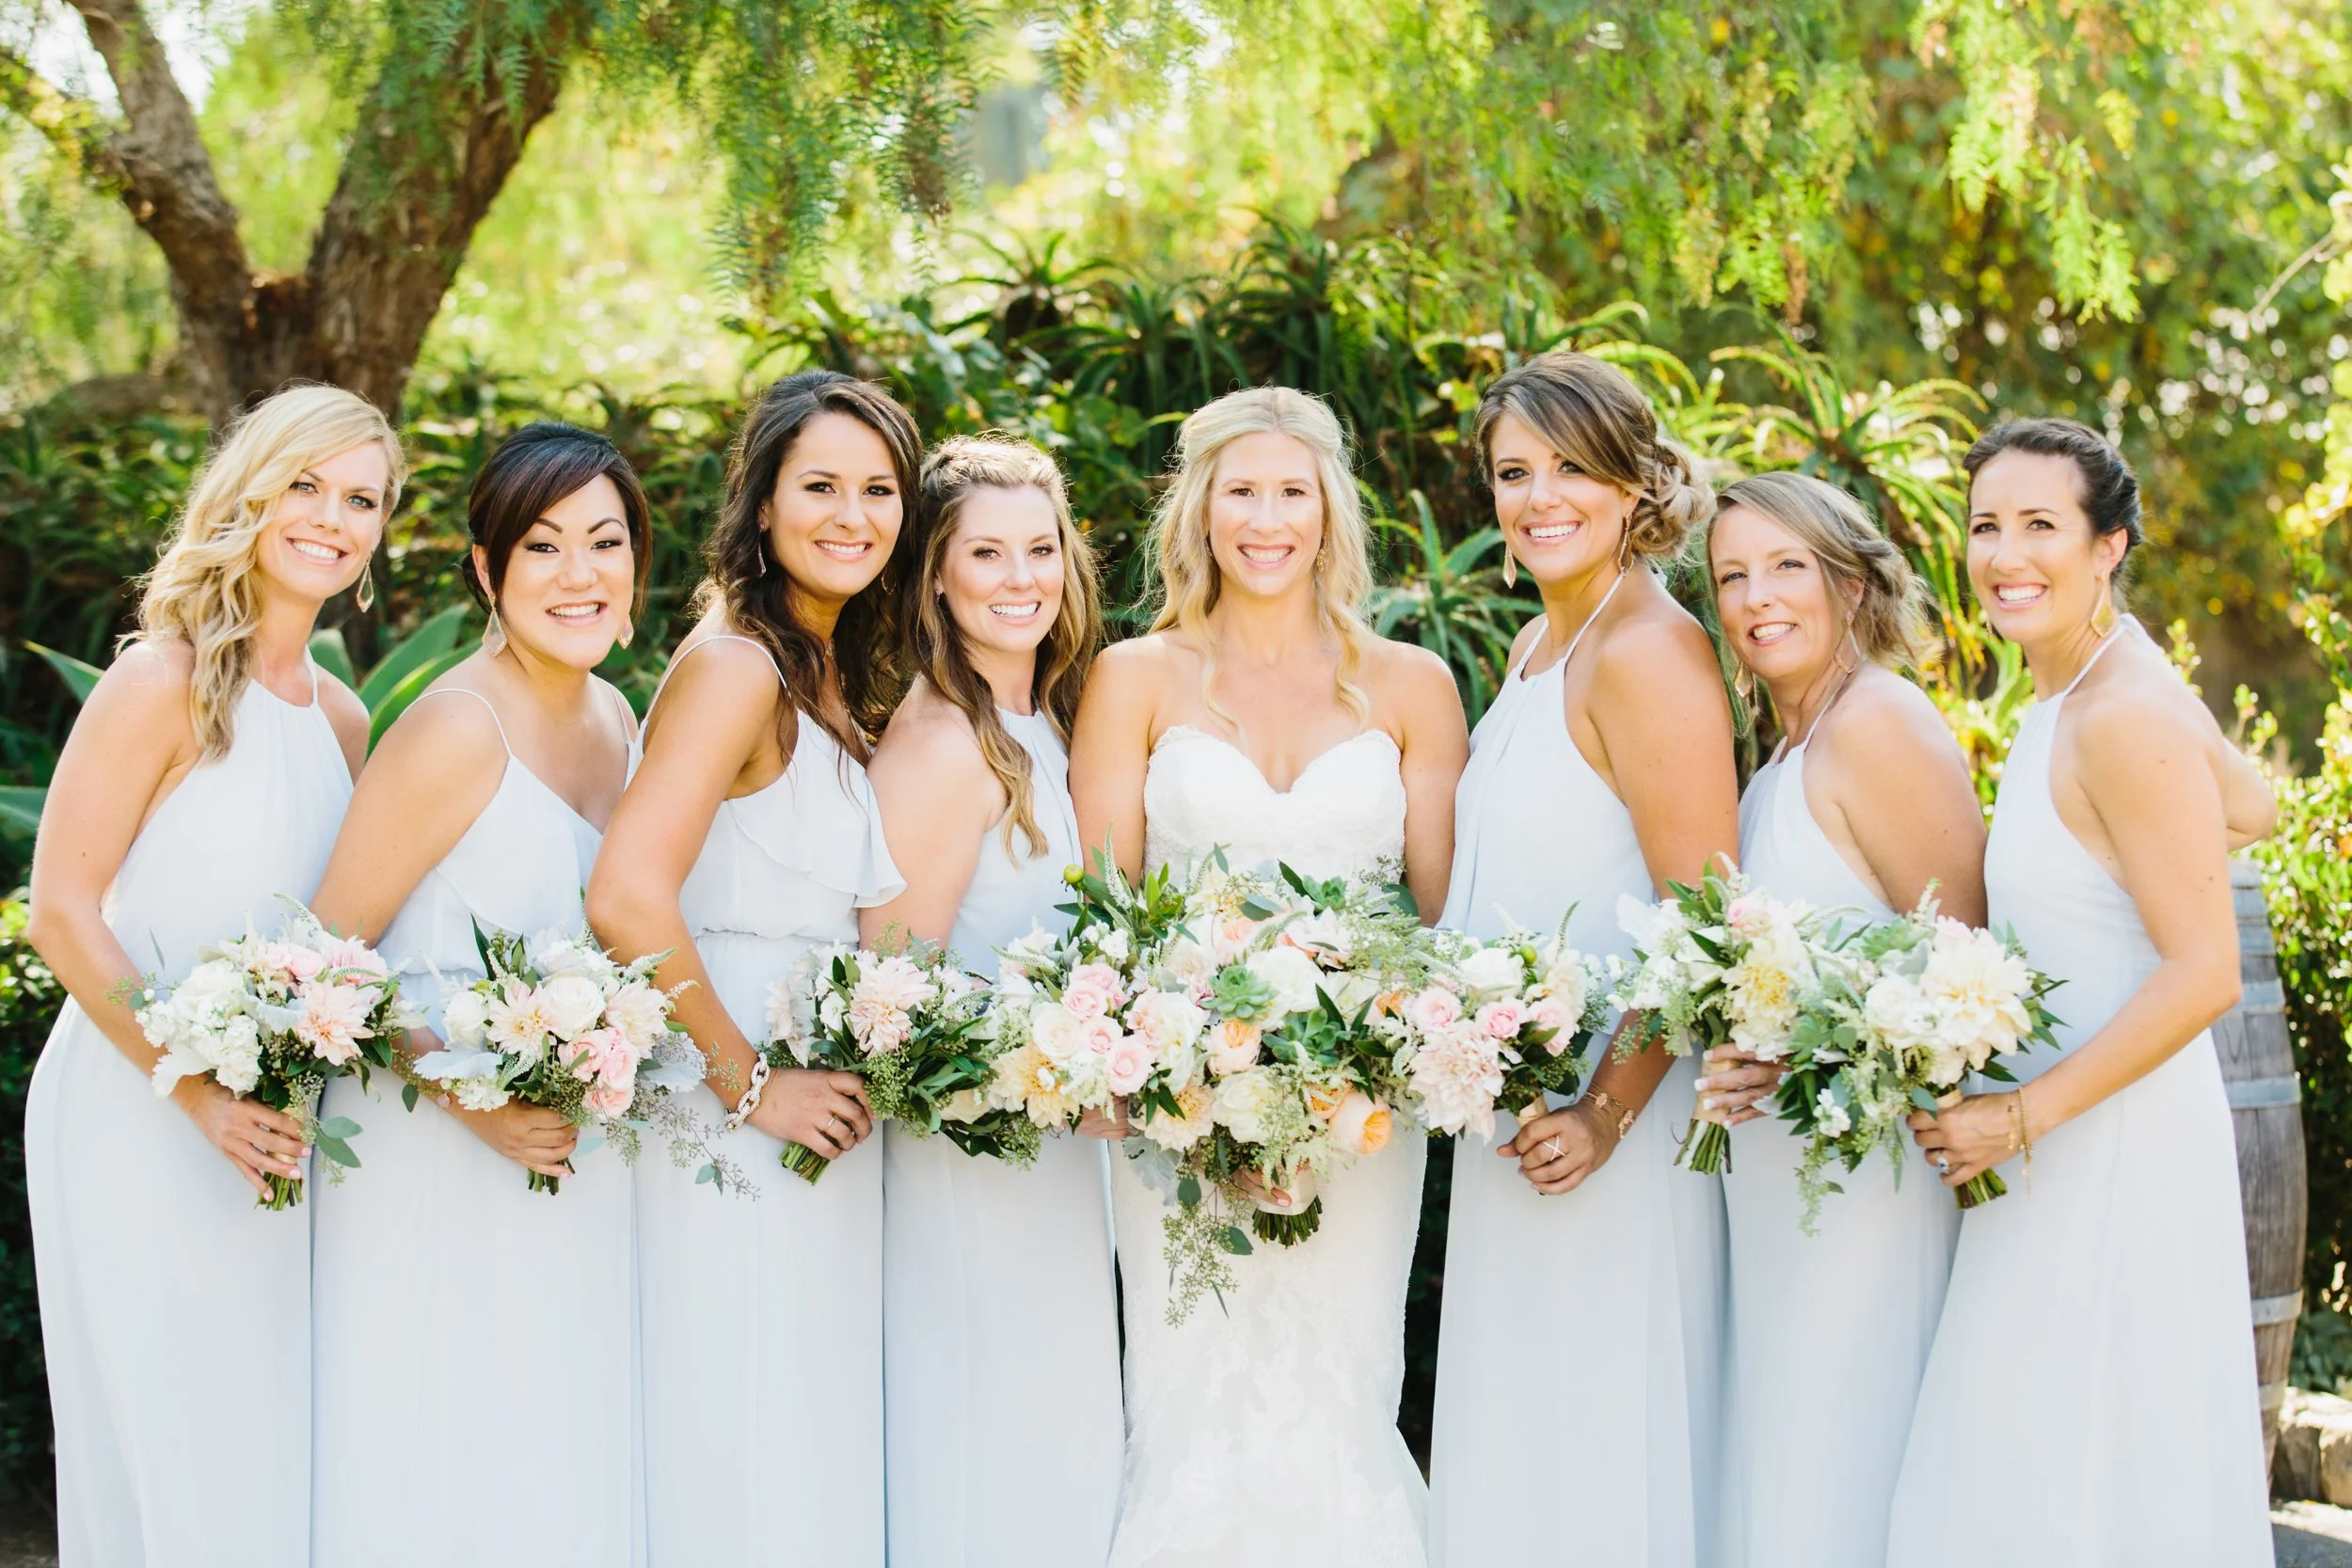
1151,723,1400,798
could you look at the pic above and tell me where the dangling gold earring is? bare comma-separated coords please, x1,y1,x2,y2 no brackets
616,615,634,651
1837,627,1863,676
1733,660,1756,704
1501,548,1518,589
356,562,376,612
482,603,507,657
2090,580,2119,638
756,531,771,578
1615,519,1636,573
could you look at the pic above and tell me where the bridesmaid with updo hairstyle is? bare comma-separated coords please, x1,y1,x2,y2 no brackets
307,420,650,1567
25,384,401,1568
1427,350,1735,1568
590,369,917,1565
1889,420,2275,1563
1696,470,1983,1568
862,433,1122,1567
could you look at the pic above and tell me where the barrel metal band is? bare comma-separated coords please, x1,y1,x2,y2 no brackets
2227,1073,2303,1109
2253,1290,2304,1327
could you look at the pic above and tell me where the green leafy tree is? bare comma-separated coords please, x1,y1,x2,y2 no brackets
0,0,993,422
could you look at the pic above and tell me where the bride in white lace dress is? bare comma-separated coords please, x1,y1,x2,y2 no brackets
1071,387,1469,1568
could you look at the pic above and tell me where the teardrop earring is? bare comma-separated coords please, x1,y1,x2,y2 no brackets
756,531,771,578
1501,548,1518,590
1615,515,1636,573
2090,579,2119,638
482,603,507,657
356,562,376,612
616,615,634,651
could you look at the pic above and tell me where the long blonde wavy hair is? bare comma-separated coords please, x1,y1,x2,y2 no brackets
1145,387,1375,733
906,434,1103,857
134,385,406,758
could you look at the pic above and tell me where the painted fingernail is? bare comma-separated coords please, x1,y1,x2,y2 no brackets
1702,1097,1718,1112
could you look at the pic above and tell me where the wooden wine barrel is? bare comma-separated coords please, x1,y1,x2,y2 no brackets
2215,859,2306,1471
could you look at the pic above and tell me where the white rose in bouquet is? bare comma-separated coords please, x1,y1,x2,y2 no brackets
1028,1001,1090,1064
441,987,494,1047
1454,944,1524,1002
534,974,610,1039
1212,1065,1285,1145
1245,945,1326,1019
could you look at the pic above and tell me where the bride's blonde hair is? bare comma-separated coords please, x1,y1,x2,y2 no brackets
135,385,406,758
1146,387,1373,732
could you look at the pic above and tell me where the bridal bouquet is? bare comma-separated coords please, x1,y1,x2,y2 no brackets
1084,852,1427,1322
1773,895,2062,1221
136,903,421,1210
416,924,747,1196
1614,863,1844,1175
763,938,1025,1183
1401,920,1615,1140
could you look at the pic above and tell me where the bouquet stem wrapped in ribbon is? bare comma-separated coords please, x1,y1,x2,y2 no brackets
764,938,1015,1185
135,901,421,1210
1614,863,1843,1177
416,924,748,1196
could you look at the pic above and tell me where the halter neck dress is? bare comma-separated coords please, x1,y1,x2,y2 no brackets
1426,584,1726,1568
310,682,643,1568
1886,636,2270,1565
27,661,350,1568
1716,733,1957,1568
632,635,905,1567
881,708,1121,1568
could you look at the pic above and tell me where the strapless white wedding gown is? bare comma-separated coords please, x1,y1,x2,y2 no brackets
1106,723,1429,1568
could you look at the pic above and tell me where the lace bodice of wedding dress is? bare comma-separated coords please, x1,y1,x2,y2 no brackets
1108,721,1428,1568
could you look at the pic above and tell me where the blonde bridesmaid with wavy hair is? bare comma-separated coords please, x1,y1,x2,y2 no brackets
1070,385,1468,1568
864,433,1122,1567
1695,470,1983,1568
24,384,403,1568
1427,349,1734,1568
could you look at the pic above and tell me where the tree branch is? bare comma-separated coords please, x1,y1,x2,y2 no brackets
67,1,253,349
0,43,123,187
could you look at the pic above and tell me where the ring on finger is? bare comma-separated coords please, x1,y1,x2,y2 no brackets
1542,1137,1563,1160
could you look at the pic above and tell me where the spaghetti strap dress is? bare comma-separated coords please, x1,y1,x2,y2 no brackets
26,662,349,1568
1715,738,1956,1568
880,708,1121,1567
1885,638,2271,1566
1425,587,1726,1568
310,683,643,1568
634,635,905,1566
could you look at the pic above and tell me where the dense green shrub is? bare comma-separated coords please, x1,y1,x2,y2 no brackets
0,896,54,1501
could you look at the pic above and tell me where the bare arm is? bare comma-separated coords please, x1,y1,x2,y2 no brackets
860,702,997,950
1069,641,1163,883
586,642,873,1158
26,642,199,1071
1382,642,1470,923
1915,687,2243,1185
1513,613,1739,1195
1824,682,1988,927
306,689,578,1179
25,643,308,1193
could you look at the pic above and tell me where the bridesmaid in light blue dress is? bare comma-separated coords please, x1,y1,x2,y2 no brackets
1695,473,1984,1568
24,386,401,1567
1428,352,1735,1568
592,371,919,1566
863,435,1121,1568
1891,420,2275,1565
308,423,650,1567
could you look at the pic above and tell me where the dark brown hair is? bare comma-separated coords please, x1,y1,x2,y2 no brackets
903,434,1102,856
462,421,652,612
1475,351,1712,562
696,370,923,759
1963,418,2143,599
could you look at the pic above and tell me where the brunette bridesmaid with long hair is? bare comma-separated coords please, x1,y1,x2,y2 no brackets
590,369,918,1565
